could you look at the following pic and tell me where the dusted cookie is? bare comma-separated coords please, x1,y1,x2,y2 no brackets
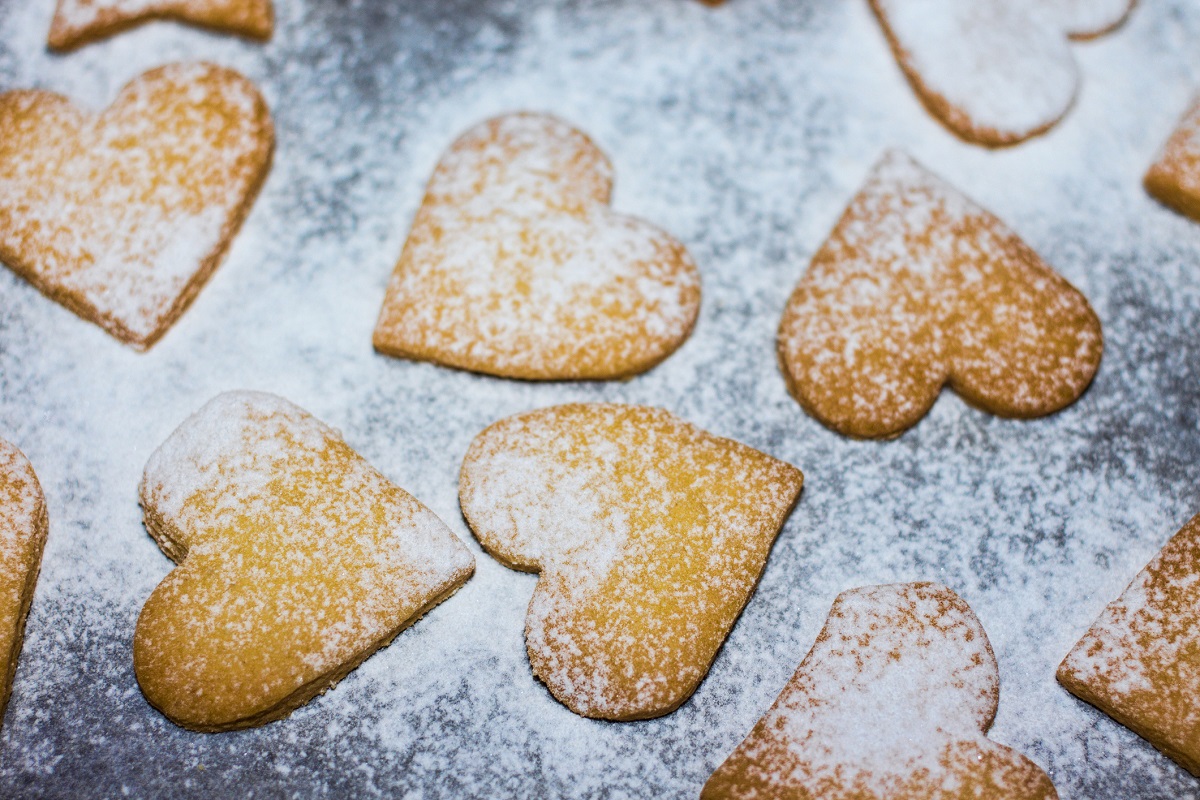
703,583,1057,800
0,63,273,350
1058,512,1200,776
49,0,272,50
1145,96,1200,223
135,391,474,731
459,404,802,720
869,0,1135,146
778,151,1102,439
0,440,48,727
373,113,701,380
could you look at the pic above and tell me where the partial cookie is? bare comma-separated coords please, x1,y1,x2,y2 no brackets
1058,512,1200,776
1145,96,1200,223
869,0,1135,146
703,582,1057,800
0,440,49,728
134,391,474,731
459,403,803,720
373,113,701,380
0,63,273,350
778,151,1102,439
49,0,273,51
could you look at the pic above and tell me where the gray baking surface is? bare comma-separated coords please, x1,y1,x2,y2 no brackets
0,0,1198,797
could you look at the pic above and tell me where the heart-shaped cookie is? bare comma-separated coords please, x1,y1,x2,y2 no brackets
869,0,1136,146
49,0,273,51
373,113,701,380
0,63,273,350
0,439,48,728
1058,512,1200,776
1145,96,1200,224
459,403,803,720
703,582,1058,800
778,151,1102,439
134,391,475,731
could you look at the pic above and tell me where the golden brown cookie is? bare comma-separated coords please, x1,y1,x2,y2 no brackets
1058,512,1200,776
703,582,1058,800
0,63,273,350
48,0,273,51
134,391,475,732
868,0,1136,146
459,403,803,720
1145,96,1200,223
373,113,701,380
0,439,48,728
778,151,1102,439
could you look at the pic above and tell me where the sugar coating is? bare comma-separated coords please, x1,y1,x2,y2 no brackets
703,583,1058,800
1144,96,1200,224
373,113,702,380
48,0,272,50
868,0,1136,146
778,150,1103,440
135,391,475,731
1058,512,1200,776
459,404,803,720
0,62,273,350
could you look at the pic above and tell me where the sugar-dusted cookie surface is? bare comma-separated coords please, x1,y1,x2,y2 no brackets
1058,512,1200,776
1145,96,1200,223
373,113,701,380
135,391,474,732
868,0,1136,146
48,0,273,51
703,582,1058,800
0,63,273,350
459,404,802,720
778,151,1102,440
0,440,48,728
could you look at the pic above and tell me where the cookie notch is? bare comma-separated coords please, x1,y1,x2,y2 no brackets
1145,96,1200,223
777,150,1102,439
703,582,1058,800
373,113,701,381
48,0,273,51
459,403,803,720
134,391,475,731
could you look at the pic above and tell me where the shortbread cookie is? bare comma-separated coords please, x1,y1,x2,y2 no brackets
0,63,273,350
869,0,1136,146
48,0,273,51
778,151,1102,439
703,582,1058,800
459,403,803,720
134,391,474,731
373,113,701,380
1145,96,1200,223
1058,512,1200,776
0,440,48,727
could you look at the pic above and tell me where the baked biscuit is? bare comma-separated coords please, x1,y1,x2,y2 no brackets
868,0,1136,146
134,391,474,731
778,151,1102,439
703,582,1058,800
373,113,701,380
1145,96,1200,223
0,440,49,728
459,403,803,720
1058,512,1200,776
48,0,273,51
0,63,273,350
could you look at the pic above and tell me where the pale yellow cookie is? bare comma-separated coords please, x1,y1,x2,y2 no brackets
778,151,1102,439
0,440,48,728
134,391,475,731
703,582,1058,800
373,113,701,380
48,0,273,51
1058,512,1200,776
1145,96,1200,224
0,63,273,350
459,403,803,720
